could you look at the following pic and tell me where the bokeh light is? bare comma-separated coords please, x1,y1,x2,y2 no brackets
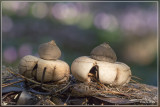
123,36,157,65
3,46,17,63
94,12,119,31
2,2,20,12
120,8,157,36
2,16,13,32
51,3,80,25
32,3,48,19
18,44,32,58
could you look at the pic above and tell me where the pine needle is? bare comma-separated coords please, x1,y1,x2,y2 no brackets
2,79,24,88
131,75,142,80
6,68,56,87
130,79,140,84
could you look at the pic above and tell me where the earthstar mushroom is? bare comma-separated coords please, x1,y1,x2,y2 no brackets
71,43,131,86
19,40,70,83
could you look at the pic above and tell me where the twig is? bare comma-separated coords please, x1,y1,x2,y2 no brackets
131,75,142,80
92,77,106,89
2,92,15,100
130,79,140,84
40,67,47,88
130,80,150,92
2,79,25,88
55,81,71,93
64,94,71,105
2,101,16,105
45,99,56,105
6,68,56,87
29,84,52,92
101,90,130,97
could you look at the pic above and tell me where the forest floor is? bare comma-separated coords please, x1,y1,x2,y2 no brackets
1,66,158,105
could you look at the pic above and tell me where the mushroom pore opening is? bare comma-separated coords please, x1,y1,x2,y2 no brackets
88,65,99,82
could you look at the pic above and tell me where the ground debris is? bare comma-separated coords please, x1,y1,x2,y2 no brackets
70,82,158,105
1,66,158,105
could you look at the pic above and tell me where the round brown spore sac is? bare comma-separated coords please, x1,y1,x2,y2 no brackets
90,43,117,63
38,40,61,60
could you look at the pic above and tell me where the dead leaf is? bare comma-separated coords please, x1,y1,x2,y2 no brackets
93,96,138,104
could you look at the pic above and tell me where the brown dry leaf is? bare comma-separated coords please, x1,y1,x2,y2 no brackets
94,96,138,104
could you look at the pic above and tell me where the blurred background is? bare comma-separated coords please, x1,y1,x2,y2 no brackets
2,1,158,86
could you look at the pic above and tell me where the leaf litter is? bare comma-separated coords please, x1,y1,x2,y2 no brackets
1,66,158,105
